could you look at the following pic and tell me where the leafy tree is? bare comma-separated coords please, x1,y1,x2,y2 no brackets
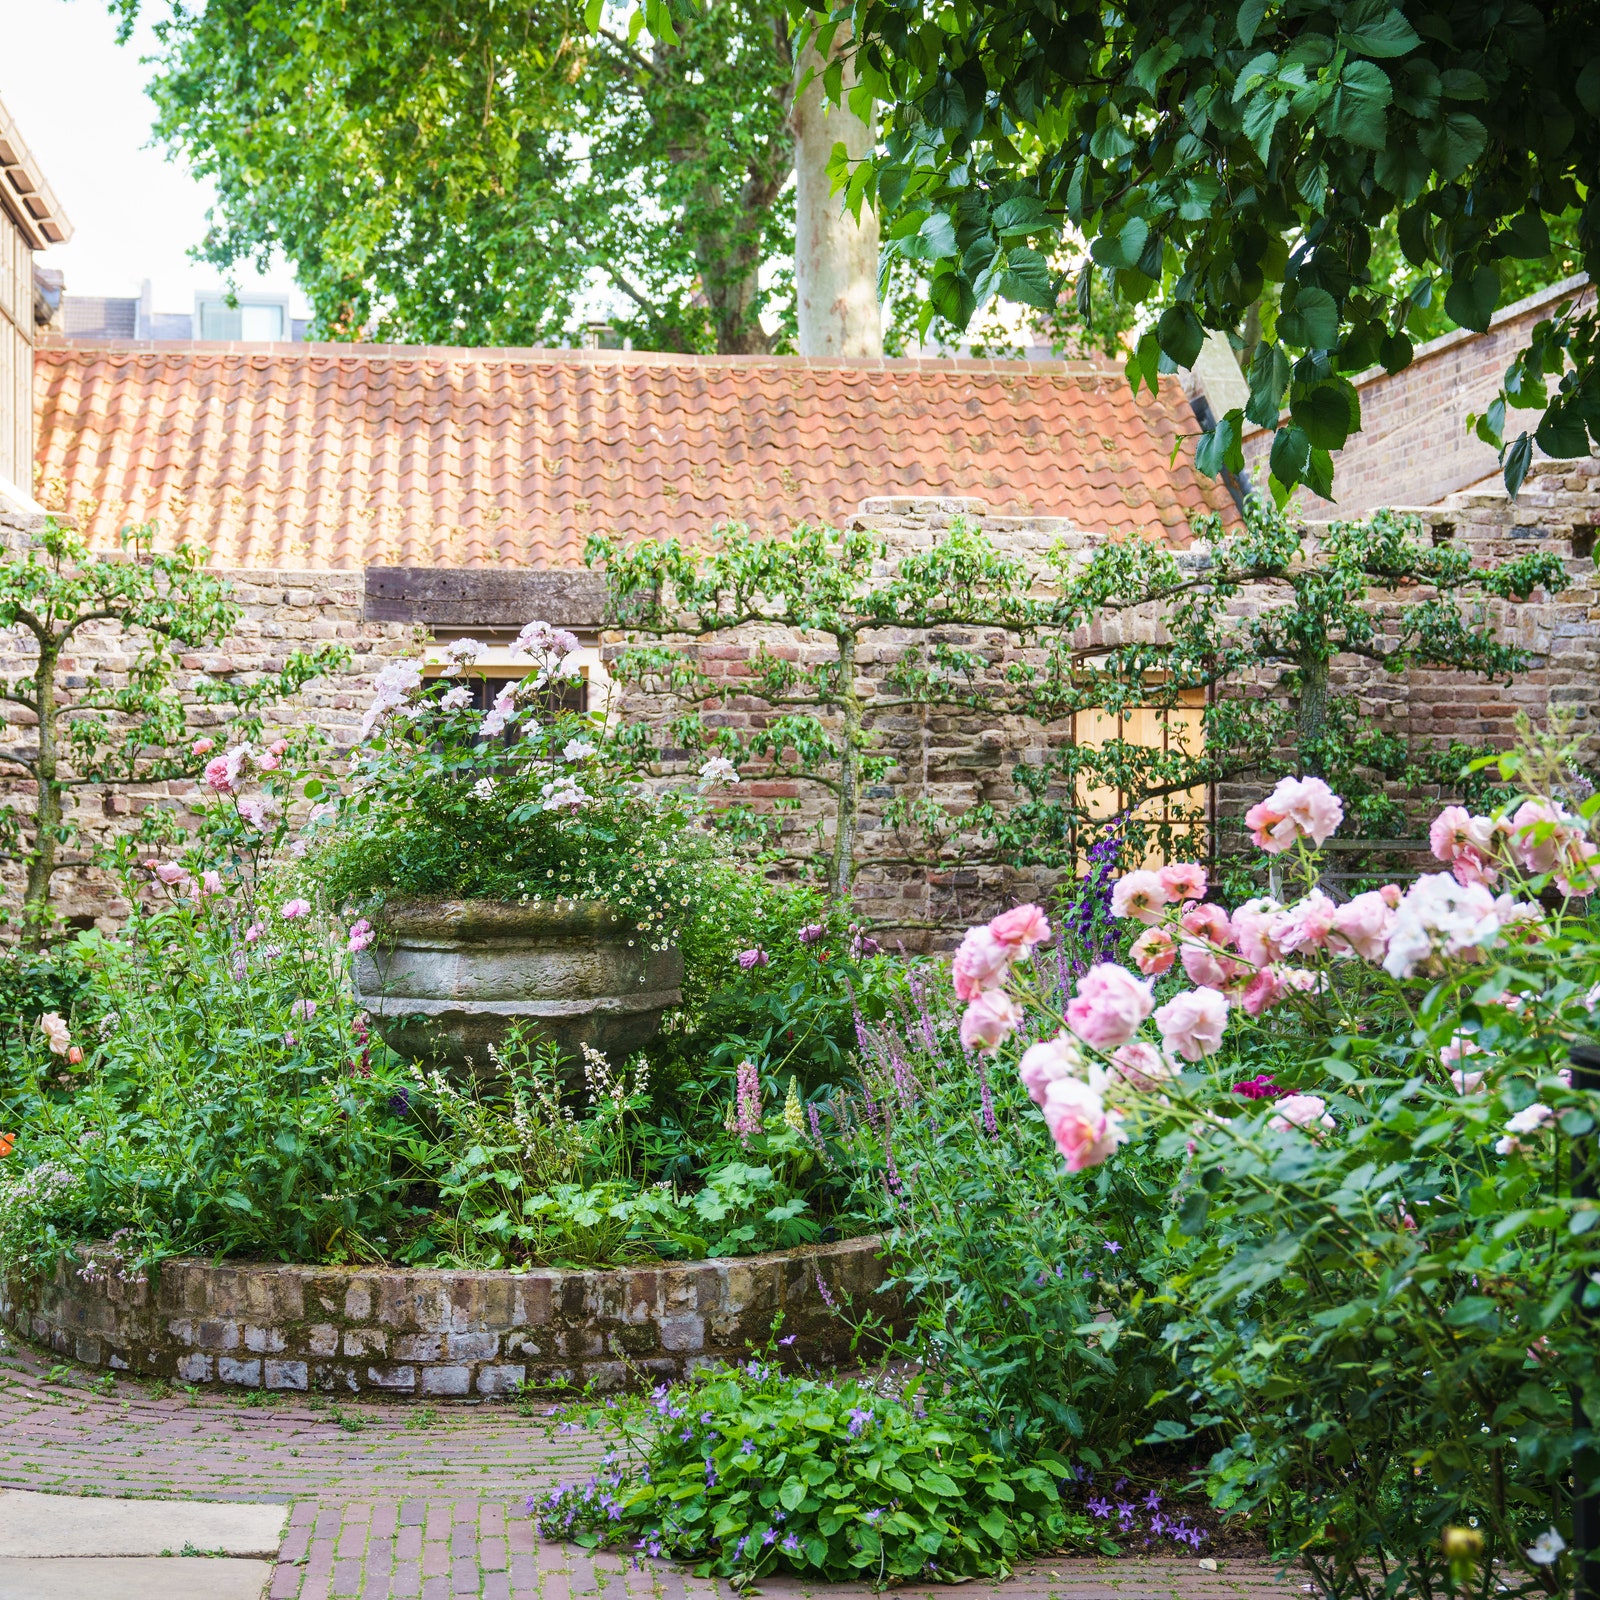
120,0,797,354
983,499,1571,869
0,521,344,945
808,0,1600,500
587,518,1042,903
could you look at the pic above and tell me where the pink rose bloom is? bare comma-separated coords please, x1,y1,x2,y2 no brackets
987,903,1050,953
1380,884,1403,908
1277,889,1338,954
1439,1034,1480,1067
1065,963,1154,1051
1510,800,1572,875
1110,1040,1172,1091
1245,775,1344,853
1231,899,1289,968
1181,942,1240,990
257,749,280,772
1450,845,1499,889
960,989,1022,1055
1041,1077,1126,1172
1154,987,1229,1061
952,926,1013,1001
1017,1034,1085,1105
1241,964,1291,1018
269,738,289,757
280,898,312,920
192,737,215,756
1450,1068,1486,1094
1181,903,1234,947
347,918,375,953
1110,870,1170,925
199,870,224,897
203,754,236,794
153,862,187,885
245,921,265,943
1268,1093,1335,1134
1129,926,1177,976
290,998,317,1021
1158,862,1207,903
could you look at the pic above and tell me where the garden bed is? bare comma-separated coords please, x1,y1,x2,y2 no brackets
0,1234,893,1398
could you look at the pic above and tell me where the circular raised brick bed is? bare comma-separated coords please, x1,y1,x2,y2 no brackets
0,1235,892,1398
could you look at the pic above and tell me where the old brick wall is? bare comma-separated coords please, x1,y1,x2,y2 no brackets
4,488,1595,937
1241,275,1595,514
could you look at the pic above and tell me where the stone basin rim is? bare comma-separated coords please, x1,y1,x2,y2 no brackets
368,897,649,942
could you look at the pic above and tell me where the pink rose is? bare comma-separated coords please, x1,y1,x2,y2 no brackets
192,737,215,756
1277,889,1337,954
1181,903,1234,947
1158,862,1207,903
1109,870,1170,925
245,921,265,943
1450,846,1499,889
1241,964,1291,1018
987,903,1050,953
280,898,312,920
1129,926,1177,976
1181,942,1241,990
347,918,375,953
257,749,280,772
1231,899,1289,968
1065,963,1154,1051
737,947,769,969
269,738,289,757
1439,1034,1480,1067
1450,1068,1486,1094
199,870,224,897
203,755,236,794
153,862,187,885
960,990,1022,1055
1110,1040,1172,1091
952,926,1014,1001
1268,1093,1335,1134
290,998,317,1021
1329,890,1395,962
1245,775,1344,853
1041,1077,1126,1172
1154,987,1229,1061
1017,1034,1085,1105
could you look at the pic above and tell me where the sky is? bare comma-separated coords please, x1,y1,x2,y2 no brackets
1,0,311,319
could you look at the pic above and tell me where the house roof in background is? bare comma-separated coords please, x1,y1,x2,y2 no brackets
34,340,1230,568
0,97,72,248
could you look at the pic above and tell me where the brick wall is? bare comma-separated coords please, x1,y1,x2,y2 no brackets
1241,275,1595,513
5,489,1595,937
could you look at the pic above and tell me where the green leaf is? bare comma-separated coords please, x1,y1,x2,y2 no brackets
1377,331,1413,373
1304,446,1336,499
1320,59,1392,148
1157,303,1206,369
1246,341,1291,427
1578,58,1600,115
1236,0,1269,47
1502,431,1534,498
1500,211,1552,261
1290,379,1360,450
780,1478,806,1511
1534,406,1590,459
1195,410,1244,477
1444,264,1500,333
1090,216,1151,271
990,196,1053,238
1421,111,1488,180
979,1507,1008,1539
1278,284,1340,349
898,213,959,262
1374,140,1430,201
1341,3,1420,57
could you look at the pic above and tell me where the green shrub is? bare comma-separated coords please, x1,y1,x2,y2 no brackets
534,1359,1095,1582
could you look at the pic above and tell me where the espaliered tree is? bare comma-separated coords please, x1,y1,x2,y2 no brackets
802,0,1600,500
0,520,346,944
586,518,1044,901
980,499,1572,870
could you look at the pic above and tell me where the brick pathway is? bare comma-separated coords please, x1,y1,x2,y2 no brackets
0,1330,1302,1600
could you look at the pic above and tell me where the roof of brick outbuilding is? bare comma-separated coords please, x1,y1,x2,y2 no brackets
33,339,1231,569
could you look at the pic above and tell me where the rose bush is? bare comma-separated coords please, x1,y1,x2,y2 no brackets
947,766,1600,1598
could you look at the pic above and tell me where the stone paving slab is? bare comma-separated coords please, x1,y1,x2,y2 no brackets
0,1487,286,1556
0,1329,1303,1600
0,1554,274,1599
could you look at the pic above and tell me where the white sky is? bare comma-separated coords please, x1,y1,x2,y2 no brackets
0,0,311,318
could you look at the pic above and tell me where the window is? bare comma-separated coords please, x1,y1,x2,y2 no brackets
196,297,287,341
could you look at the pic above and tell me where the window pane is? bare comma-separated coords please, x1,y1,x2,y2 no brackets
241,304,284,341
198,303,242,340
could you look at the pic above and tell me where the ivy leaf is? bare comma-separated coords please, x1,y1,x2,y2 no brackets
1278,285,1340,349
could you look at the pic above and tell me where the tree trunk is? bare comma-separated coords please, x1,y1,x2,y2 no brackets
791,26,882,358
1296,654,1331,775
829,628,862,898
23,641,60,949
693,189,773,356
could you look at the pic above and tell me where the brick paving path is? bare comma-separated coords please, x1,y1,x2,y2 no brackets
0,1330,1301,1600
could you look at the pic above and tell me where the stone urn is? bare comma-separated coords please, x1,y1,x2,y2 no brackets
352,899,683,1070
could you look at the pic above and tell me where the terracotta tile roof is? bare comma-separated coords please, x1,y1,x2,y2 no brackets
34,340,1231,569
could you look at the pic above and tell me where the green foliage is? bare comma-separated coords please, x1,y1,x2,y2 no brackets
534,1360,1093,1582
122,0,796,353
0,519,345,941
985,497,1568,864
810,0,1600,500
588,516,1043,899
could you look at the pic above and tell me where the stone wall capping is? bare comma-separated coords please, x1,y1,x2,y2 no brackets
1,1234,897,1397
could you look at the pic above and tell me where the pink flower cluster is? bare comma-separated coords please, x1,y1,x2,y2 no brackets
1432,801,1598,896
953,904,1051,1052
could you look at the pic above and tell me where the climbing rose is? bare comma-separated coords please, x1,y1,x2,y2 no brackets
1231,899,1290,968
987,903,1050,953
1129,926,1177,976
191,737,215,756
960,989,1022,1055
1041,1077,1126,1172
1157,862,1207,902
1269,1093,1335,1134
347,918,375,953
1064,963,1154,1051
1245,775,1344,853
1277,889,1338,953
1382,874,1511,979
203,755,236,793
1017,1034,1086,1105
1154,988,1228,1061
737,948,769,970
1110,1040,1171,1091
1451,1069,1486,1094
952,926,1014,1001
1109,870,1169,924
1329,890,1396,962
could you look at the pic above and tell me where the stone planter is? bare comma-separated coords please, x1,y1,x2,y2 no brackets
0,1236,896,1397
352,899,682,1069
